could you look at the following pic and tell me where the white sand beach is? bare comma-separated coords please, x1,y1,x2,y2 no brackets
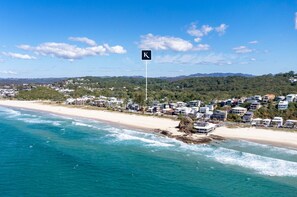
1,100,297,148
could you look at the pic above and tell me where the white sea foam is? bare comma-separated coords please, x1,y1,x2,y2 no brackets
41,117,297,177
206,147,297,177
0,108,22,117
231,140,297,156
17,117,61,126
105,127,174,147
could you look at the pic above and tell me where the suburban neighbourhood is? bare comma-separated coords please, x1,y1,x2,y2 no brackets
1,75,297,132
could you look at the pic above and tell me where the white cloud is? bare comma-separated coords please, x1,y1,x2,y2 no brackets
215,24,228,35
187,23,228,42
18,40,127,60
155,53,235,66
249,40,258,44
0,70,17,75
194,44,210,51
201,25,213,35
68,37,97,46
2,52,36,60
232,46,253,54
295,12,297,30
250,58,256,61
139,33,193,51
103,44,127,54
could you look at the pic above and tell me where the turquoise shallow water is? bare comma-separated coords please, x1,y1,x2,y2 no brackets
0,107,297,196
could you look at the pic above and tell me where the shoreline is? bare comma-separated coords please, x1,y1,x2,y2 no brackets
1,100,297,149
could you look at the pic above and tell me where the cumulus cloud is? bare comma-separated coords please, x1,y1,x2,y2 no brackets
0,70,17,75
2,52,36,60
68,36,97,46
103,44,127,54
249,40,258,44
155,53,234,66
232,46,253,54
18,39,127,60
187,23,228,42
139,33,193,51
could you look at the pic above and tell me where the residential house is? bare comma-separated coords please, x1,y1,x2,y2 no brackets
249,101,261,111
284,120,297,129
211,110,228,121
231,106,247,116
199,106,210,113
193,122,216,133
262,119,271,127
275,96,285,102
286,94,297,102
206,104,215,111
253,95,262,101
271,117,283,127
278,101,289,110
242,111,254,122
188,100,201,107
251,118,262,126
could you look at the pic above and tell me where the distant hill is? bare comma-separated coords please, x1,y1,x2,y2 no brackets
0,78,66,85
160,73,254,80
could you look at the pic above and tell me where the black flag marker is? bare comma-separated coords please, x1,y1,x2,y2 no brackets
141,50,151,60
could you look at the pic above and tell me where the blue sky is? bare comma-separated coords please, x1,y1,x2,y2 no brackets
0,0,296,78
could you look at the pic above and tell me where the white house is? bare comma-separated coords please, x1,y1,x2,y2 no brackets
199,107,210,113
193,122,216,133
231,106,247,116
278,101,289,110
271,117,283,127
286,94,297,102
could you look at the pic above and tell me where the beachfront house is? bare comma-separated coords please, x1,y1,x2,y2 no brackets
249,101,261,111
284,120,297,129
66,98,76,105
193,122,216,133
211,110,228,121
262,119,271,127
242,111,254,122
278,101,289,110
271,117,283,127
251,118,262,126
231,106,247,116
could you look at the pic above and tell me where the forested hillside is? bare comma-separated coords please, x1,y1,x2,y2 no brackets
63,72,297,102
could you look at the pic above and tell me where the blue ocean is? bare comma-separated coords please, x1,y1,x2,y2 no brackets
0,106,297,196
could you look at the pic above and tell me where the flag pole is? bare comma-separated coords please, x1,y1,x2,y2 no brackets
145,60,148,101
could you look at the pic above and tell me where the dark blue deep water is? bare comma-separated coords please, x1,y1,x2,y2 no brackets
0,107,297,196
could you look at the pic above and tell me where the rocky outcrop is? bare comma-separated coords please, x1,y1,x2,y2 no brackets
178,117,195,134
153,129,225,145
